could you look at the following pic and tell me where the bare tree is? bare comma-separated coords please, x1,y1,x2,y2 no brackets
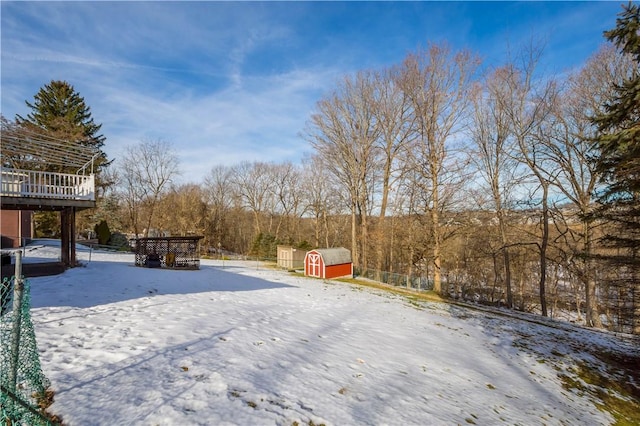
271,162,303,241
470,66,526,309
300,155,342,248
307,71,381,268
157,183,207,237
544,45,635,327
231,161,275,237
119,139,180,237
499,44,557,316
398,43,480,294
203,164,234,250
372,66,415,272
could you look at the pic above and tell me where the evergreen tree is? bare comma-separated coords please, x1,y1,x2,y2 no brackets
592,2,640,333
16,80,110,175
11,80,113,239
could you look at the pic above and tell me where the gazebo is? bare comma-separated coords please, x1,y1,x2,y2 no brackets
133,236,204,270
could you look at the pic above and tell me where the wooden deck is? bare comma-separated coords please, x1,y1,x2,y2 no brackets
0,168,95,210
1,167,97,269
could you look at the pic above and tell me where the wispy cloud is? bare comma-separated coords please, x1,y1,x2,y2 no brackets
94,66,338,182
1,1,627,184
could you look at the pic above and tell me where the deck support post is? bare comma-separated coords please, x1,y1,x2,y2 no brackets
60,207,76,267
61,209,69,266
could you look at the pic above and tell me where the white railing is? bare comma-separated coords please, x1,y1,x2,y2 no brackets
0,167,95,201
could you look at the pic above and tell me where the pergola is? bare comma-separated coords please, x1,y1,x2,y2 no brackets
0,123,100,175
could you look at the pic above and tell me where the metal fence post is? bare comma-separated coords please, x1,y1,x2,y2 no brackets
9,250,25,392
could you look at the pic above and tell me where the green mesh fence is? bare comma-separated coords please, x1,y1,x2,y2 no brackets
1,276,55,425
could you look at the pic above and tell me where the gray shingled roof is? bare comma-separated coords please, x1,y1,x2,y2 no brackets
314,247,351,266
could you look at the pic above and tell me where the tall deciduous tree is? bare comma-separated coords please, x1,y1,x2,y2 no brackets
307,71,381,269
398,43,480,294
157,184,208,237
300,155,341,249
119,139,180,237
592,2,640,333
372,66,415,272
204,165,234,250
271,162,303,241
545,44,634,327
231,161,275,237
493,41,557,315
470,66,524,310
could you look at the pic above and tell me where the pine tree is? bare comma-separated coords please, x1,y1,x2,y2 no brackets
12,80,113,240
592,2,640,333
16,80,110,174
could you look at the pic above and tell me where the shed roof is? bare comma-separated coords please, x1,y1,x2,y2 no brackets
312,247,352,266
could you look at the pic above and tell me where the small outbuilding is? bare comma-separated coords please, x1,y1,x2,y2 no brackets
133,236,203,270
304,247,352,279
277,245,306,270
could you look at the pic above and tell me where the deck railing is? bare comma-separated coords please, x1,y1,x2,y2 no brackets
0,168,95,201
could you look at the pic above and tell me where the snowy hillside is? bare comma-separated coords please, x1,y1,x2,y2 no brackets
17,242,639,425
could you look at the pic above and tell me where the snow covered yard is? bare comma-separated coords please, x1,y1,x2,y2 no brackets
22,243,638,425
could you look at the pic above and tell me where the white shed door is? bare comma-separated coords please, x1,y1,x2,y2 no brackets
308,253,321,277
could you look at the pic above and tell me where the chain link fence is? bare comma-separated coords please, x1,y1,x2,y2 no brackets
1,252,55,425
356,267,434,291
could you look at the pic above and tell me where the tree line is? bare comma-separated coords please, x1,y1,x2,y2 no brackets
2,4,638,333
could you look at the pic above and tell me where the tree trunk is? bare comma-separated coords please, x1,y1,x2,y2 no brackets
314,213,320,248
351,202,359,268
583,216,602,328
376,156,393,272
491,252,499,304
497,210,513,309
360,204,368,270
323,210,330,248
408,244,415,289
539,184,549,317
634,277,640,335
431,206,442,294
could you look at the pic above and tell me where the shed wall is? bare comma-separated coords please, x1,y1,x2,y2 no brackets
325,263,353,279
277,246,306,270
304,250,324,277
304,249,352,279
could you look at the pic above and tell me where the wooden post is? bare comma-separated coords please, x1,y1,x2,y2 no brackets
70,207,76,266
59,207,76,267
60,209,70,267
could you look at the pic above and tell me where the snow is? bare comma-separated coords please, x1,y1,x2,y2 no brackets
13,241,636,425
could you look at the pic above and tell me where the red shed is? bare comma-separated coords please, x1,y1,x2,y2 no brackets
304,247,353,279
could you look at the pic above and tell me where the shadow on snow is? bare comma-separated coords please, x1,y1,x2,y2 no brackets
27,260,294,309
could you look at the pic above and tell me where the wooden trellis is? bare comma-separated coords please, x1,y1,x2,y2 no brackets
133,236,203,270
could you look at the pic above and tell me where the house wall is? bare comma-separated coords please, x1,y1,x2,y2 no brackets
0,210,32,248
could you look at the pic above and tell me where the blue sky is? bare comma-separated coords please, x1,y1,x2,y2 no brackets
0,1,628,183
